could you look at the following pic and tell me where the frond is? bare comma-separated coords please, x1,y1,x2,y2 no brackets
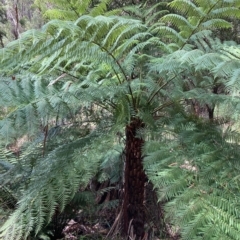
200,19,232,29
161,14,194,32
210,7,240,18
0,129,120,240
168,0,204,18
44,9,78,21
145,116,240,240
151,26,185,45
90,0,113,17
42,0,115,20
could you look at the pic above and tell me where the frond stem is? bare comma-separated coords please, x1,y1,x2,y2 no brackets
221,49,240,60
94,101,112,113
152,100,174,114
103,100,117,109
67,0,80,18
92,42,126,82
148,71,184,104
92,42,136,111
56,68,79,80
147,78,172,104
180,0,221,50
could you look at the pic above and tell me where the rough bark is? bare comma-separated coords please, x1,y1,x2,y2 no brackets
207,105,214,120
123,118,146,239
207,86,218,120
6,2,20,40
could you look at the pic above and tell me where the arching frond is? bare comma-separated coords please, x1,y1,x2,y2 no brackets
144,116,240,240
36,0,114,21
0,128,122,240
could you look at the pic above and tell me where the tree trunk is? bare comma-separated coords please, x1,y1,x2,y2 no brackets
0,36,4,48
207,86,218,120
207,105,214,120
123,118,146,239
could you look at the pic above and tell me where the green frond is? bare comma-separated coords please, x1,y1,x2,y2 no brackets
0,130,120,239
168,0,204,17
210,7,240,18
193,0,211,9
145,2,169,18
144,113,240,239
90,0,112,17
161,14,194,31
146,10,169,26
201,19,232,29
214,59,240,80
211,45,240,91
42,0,114,21
151,26,186,45
178,49,204,64
227,68,240,88
44,9,78,21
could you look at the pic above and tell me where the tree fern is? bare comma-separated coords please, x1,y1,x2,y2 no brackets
1,0,240,239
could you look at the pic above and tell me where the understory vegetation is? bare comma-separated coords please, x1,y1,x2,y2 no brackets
1,0,240,239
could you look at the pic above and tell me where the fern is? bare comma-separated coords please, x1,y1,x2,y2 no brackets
1,0,240,239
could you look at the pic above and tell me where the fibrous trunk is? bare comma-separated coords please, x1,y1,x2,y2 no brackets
123,118,146,239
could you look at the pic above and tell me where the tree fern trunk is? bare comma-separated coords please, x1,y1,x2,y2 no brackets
123,118,146,239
